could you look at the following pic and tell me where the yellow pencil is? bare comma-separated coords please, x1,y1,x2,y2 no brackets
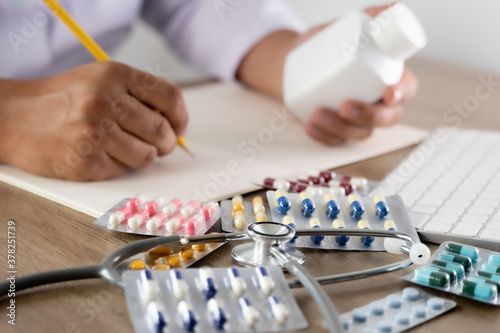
42,0,194,158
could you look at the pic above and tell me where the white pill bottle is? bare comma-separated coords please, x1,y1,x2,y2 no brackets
283,4,427,122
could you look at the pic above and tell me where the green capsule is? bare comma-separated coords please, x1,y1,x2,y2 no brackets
422,265,457,283
414,268,449,288
438,253,472,272
469,276,500,293
481,263,500,274
445,243,479,263
431,260,465,279
461,280,497,300
477,270,500,283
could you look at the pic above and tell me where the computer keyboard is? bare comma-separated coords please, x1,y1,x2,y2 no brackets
374,127,500,251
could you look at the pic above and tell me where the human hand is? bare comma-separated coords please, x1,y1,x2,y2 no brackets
306,68,418,145
0,61,188,181
303,3,418,145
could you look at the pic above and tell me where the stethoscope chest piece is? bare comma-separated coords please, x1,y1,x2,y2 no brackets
231,222,306,268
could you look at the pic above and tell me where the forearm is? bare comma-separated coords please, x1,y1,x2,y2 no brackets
236,30,299,100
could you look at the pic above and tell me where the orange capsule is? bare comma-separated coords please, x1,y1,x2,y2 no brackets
128,259,146,270
148,245,173,258
166,254,182,267
192,244,208,252
179,246,195,260
152,264,169,270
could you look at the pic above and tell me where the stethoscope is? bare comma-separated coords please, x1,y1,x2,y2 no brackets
0,222,431,333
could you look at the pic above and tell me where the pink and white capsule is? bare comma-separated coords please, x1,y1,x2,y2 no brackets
108,194,146,227
146,212,167,232
144,196,166,216
128,209,151,230
162,199,182,218
181,200,201,219
166,214,186,233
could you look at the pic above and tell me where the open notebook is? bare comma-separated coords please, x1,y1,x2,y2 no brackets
0,83,428,218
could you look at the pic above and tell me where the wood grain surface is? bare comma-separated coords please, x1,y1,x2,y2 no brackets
1,57,500,332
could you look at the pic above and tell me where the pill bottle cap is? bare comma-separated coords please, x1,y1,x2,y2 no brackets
369,3,427,60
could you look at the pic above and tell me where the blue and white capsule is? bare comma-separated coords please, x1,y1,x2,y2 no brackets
146,302,167,332
357,220,375,246
373,194,389,218
207,299,227,330
178,301,197,332
170,270,187,301
239,297,260,327
299,191,315,217
139,270,158,303
282,216,298,243
323,193,340,219
256,267,275,295
275,189,291,214
348,194,364,219
384,220,397,231
228,267,246,297
332,219,349,246
309,218,324,244
268,296,289,324
200,267,218,299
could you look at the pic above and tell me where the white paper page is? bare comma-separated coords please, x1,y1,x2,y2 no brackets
184,83,428,174
0,83,428,218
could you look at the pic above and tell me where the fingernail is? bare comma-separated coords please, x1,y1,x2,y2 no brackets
319,109,334,125
344,104,360,120
308,126,322,139
392,89,403,105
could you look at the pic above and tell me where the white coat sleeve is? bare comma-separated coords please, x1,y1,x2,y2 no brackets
141,0,307,80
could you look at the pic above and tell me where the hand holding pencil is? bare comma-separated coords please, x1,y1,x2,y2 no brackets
42,0,194,158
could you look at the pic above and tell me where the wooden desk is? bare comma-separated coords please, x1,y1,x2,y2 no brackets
1,58,500,332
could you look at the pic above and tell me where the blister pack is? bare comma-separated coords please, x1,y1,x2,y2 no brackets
259,171,377,196
123,266,308,333
403,241,500,305
93,195,220,237
340,287,456,333
222,191,419,251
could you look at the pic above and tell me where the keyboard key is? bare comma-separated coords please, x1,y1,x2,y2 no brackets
423,222,453,234
430,214,458,224
467,206,495,216
484,221,500,231
451,223,482,238
409,213,429,229
442,200,471,209
479,229,500,242
411,205,437,215
472,199,500,208
437,207,464,216
460,214,489,224
417,197,444,207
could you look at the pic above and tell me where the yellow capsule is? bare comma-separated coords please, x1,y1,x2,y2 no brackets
275,189,287,199
357,220,371,230
129,259,146,270
332,219,345,229
373,194,385,204
234,210,247,230
253,203,266,215
255,212,267,222
179,246,195,260
384,220,397,231
282,216,295,225
252,196,264,206
323,193,335,205
309,218,321,228
232,195,243,205
347,193,360,204
193,244,208,252
233,201,244,213
166,254,182,267
148,245,173,259
299,191,310,201
152,264,169,270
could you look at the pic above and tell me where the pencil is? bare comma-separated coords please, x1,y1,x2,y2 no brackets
42,0,195,158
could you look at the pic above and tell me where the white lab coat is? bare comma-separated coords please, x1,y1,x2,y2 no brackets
0,0,306,80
